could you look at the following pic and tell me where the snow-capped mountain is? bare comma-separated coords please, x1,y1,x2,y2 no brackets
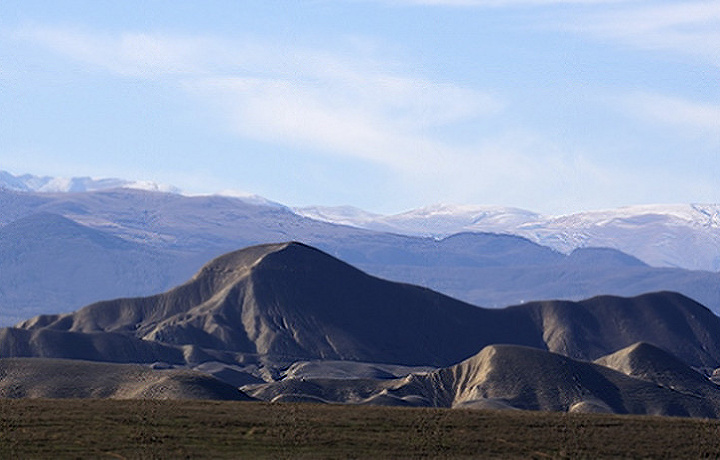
295,204,541,236
295,203,720,272
0,170,287,209
518,204,720,272
0,170,180,194
293,205,384,227
3,170,719,272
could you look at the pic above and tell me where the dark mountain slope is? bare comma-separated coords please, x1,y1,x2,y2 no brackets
18,243,544,366
0,212,135,251
521,292,720,368
9,243,720,370
361,255,720,315
565,247,647,267
0,327,185,364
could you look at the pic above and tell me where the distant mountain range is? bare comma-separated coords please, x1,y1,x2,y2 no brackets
1,180,719,326
297,202,720,272
3,242,720,416
3,170,719,272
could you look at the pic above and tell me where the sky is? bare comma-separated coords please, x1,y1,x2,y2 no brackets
0,0,718,214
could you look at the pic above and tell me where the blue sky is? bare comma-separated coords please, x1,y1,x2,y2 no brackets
0,0,718,214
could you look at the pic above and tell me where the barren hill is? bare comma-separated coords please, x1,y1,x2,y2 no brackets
15,242,541,366
6,242,720,371
245,344,720,417
0,358,252,400
595,342,719,398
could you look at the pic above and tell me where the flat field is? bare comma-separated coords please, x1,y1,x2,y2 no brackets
1,399,720,458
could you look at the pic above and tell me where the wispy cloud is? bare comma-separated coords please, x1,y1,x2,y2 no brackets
15,24,611,210
370,0,720,66
13,25,502,176
569,1,720,65
617,92,720,139
184,77,461,171
13,26,223,77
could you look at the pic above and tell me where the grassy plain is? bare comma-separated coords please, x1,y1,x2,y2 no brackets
1,399,720,458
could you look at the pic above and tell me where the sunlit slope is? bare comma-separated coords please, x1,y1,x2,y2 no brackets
246,344,720,417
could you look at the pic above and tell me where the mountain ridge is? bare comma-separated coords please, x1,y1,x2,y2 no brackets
5,242,720,416
4,170,718,271
0,170,179,194
297,202,720,272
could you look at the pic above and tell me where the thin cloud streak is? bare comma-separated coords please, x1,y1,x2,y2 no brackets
14,24,619,211
184,77,458,172
13,25,503,174
13,26,222,77
569,1,720,65
618,92,720,139
371,0,720,66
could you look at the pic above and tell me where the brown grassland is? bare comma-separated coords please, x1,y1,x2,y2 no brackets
1,399,720,458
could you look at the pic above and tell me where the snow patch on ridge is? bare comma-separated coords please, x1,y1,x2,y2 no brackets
295,202,720,271
0,170,180,194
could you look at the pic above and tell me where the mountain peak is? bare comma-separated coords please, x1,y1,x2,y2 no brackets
190,242,325,283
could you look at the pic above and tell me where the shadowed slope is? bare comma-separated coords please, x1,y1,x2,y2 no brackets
0,327,184,364
524,292,720,368
0,213,183,325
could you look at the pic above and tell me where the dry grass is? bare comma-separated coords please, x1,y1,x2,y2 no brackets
1,399,720,458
